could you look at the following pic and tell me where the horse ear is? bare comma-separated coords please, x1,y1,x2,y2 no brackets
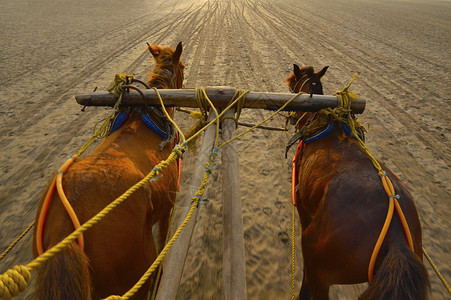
147,43,160,58
317,66,329,78
293,64,302,79
172,42,183,63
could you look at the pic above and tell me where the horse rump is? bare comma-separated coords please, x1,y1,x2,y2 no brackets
35,243,92,300
360,245,430,300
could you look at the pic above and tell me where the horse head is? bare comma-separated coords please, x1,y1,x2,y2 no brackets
285,64,328,94
285,64,328,128
147,42,185,89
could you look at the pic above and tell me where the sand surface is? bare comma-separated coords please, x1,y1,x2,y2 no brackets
0,0,449,299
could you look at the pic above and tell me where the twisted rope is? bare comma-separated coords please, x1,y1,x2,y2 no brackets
221,90,248,127
422,246,451,295
0,222,34,262
0,265,31,300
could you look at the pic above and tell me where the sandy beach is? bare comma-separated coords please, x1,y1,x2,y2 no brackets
0,0,449,299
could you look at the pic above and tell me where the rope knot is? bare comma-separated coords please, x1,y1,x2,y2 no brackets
204,147,220,174
108,73,135,97
0,265,31,300
335,73,358,95
172,142,187,158
191,195,202,207
150,167,163,183
189,111,204,120
379,171,387,178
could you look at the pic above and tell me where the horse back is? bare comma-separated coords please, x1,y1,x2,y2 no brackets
33,117,177,298
297,127,423,283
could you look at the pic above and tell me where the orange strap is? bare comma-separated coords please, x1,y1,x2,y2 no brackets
36,176,57,255
291,142,303,206
368,172,414,282
36,155,84,255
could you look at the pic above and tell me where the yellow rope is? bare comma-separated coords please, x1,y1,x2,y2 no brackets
422,246,451,295
233,90,247,123
0,265,31,300
222,90,247,127
153,88,186,143
184,91,249,144
107,73,135,98
196,87,221,147
219,92,303,149
290,204,296,300
105,149,219,300
194,87,210,120
0,221,35,262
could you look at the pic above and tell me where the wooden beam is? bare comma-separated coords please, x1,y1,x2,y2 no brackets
156,112,217,300
221,108,247,300
75,86,366,114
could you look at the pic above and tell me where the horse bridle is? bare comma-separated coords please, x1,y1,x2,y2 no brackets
290,73,323,96
290,74,310,93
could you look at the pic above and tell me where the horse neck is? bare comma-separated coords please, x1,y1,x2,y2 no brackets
113,63,178,141
146,65,178,117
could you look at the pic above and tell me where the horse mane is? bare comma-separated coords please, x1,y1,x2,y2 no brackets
147,47,181,88
284,72,296,87
148,73,171,89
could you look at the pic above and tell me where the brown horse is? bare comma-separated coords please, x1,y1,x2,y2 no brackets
286,64,430,300
32,42,184,299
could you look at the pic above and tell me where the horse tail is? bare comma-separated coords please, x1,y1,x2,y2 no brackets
35,243,92,300
360,245,430,300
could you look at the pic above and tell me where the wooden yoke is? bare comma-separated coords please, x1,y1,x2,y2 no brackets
75,87,366,114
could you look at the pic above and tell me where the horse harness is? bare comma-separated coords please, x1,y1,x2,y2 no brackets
289,113,366,206
109,106,173,142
